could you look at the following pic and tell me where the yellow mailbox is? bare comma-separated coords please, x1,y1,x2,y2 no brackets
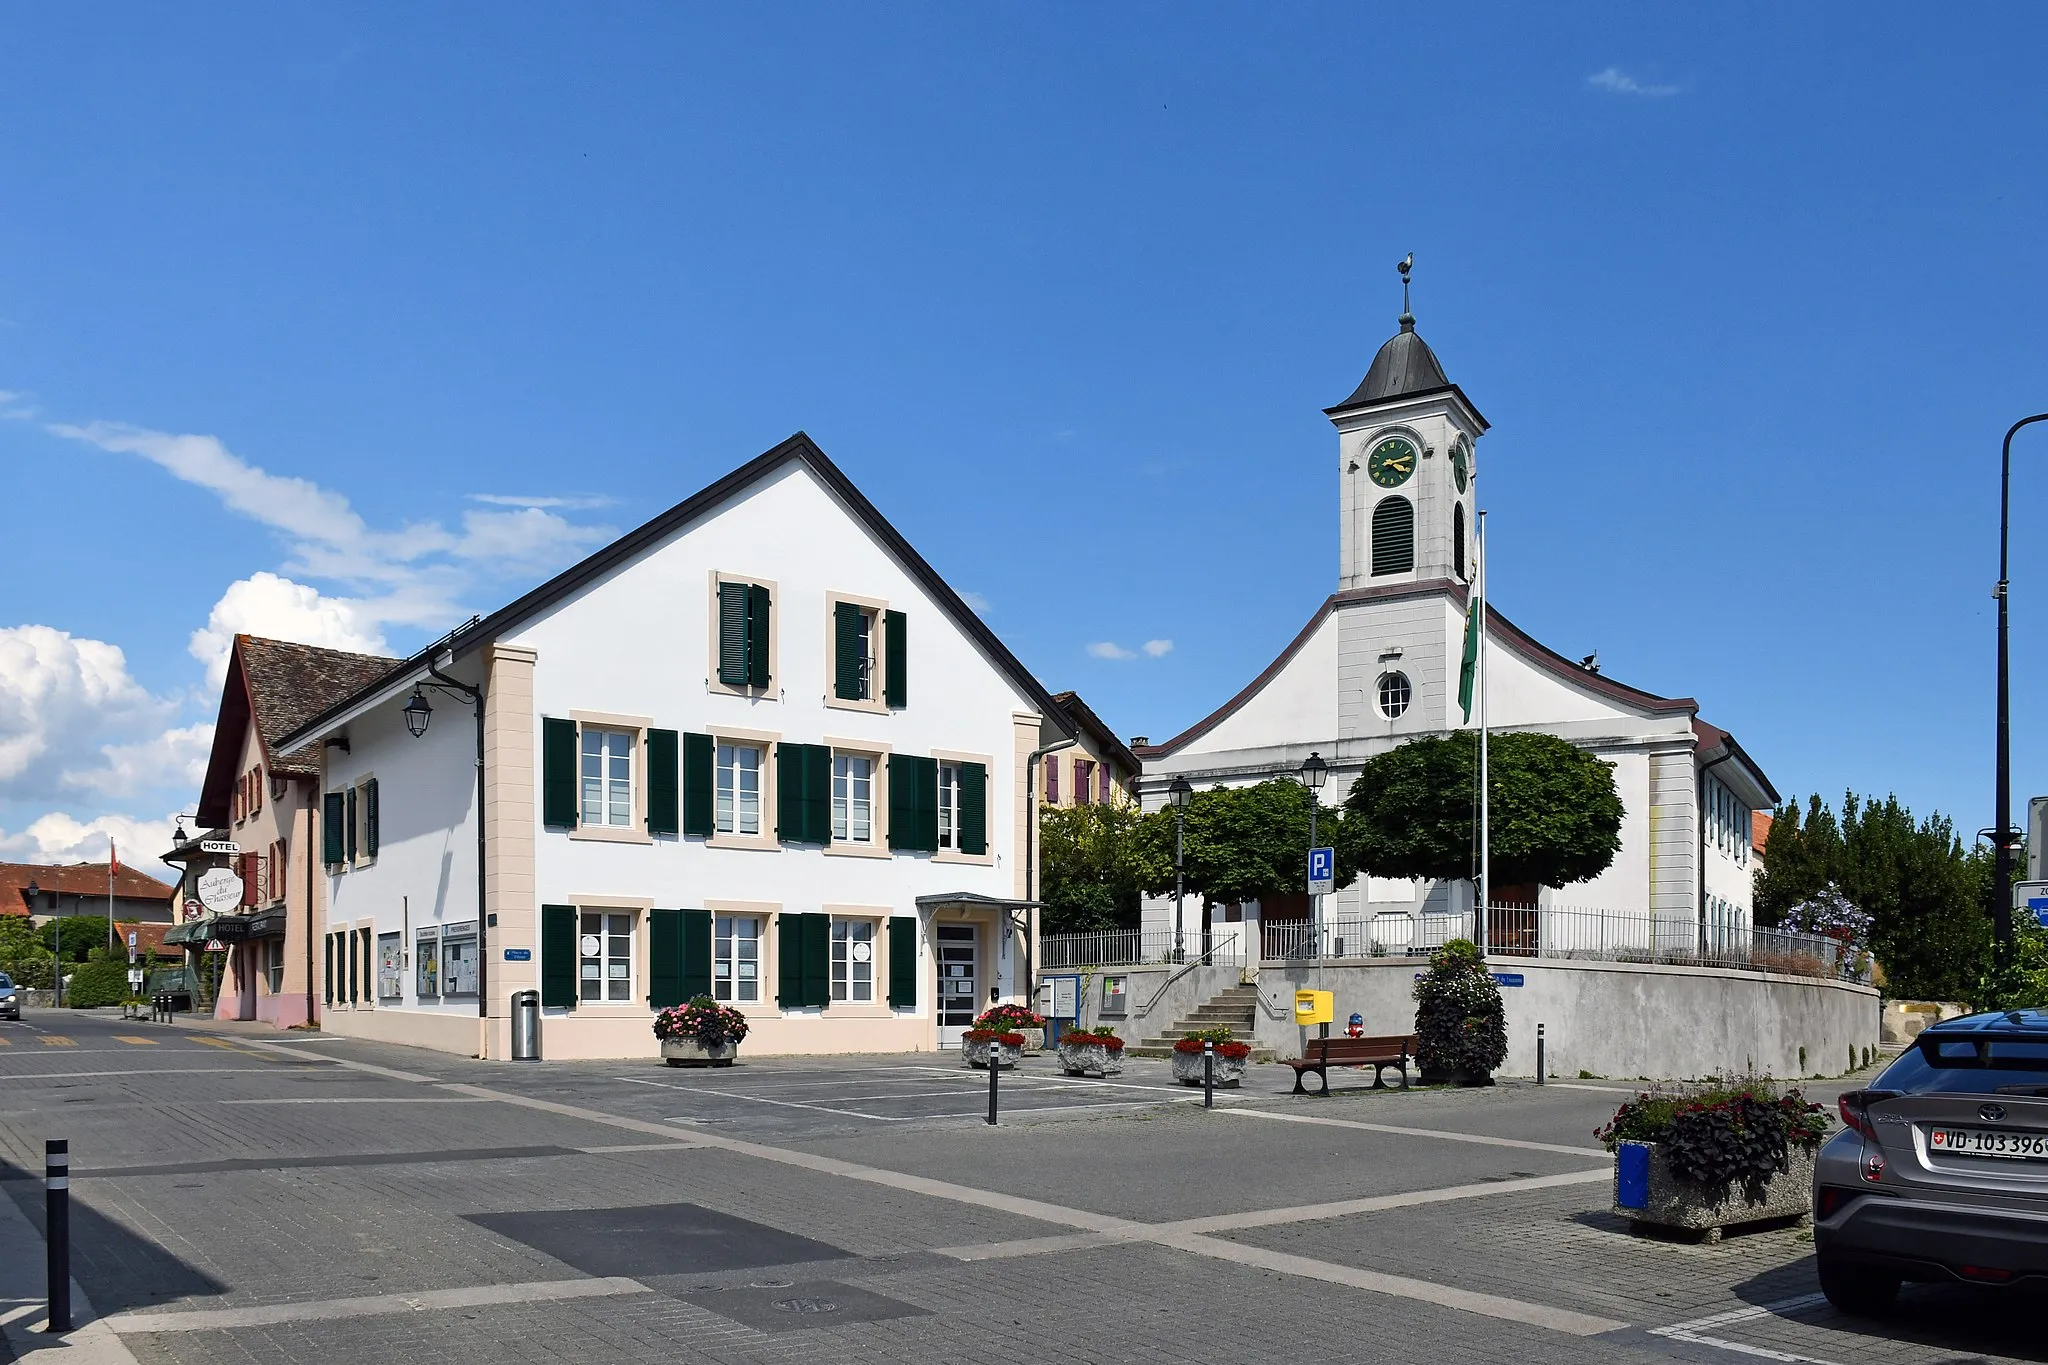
1293,989,1333,1026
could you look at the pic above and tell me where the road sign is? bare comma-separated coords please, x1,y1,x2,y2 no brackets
1490,972,1526,988
194,867,243,914
127,969,144,987
127,931,137,948
503,948,532,962
183,899,204,921
1308,846,1335,896
2018,882,2048,929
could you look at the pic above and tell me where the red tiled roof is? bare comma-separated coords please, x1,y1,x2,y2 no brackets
0,861,176,916
197,635,400,824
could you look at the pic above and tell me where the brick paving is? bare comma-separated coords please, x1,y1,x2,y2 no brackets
0,1009,2036,1365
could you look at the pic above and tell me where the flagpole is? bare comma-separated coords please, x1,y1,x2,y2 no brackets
108,840,116,953
1476,512,1489,954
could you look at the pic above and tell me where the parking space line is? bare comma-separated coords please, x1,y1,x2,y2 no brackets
104,1276,650,1334
624,1077,927,1121
1647,1294,1841,1363
876,1064,1209,1098
1222,1107,1606,1157
0,1068,282,1081
218,1097,497,1105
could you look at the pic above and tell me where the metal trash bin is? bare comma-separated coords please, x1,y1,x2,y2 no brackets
510,990,541,1062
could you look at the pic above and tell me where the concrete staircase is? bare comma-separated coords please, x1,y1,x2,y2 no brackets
1125,983,1277,1061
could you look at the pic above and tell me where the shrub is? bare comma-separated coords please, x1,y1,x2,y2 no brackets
652,995,750,1048
1596,1078,1829,1193
65,953,132,1008
1412,938,1506,1083
973,1003,1045,1031
1180,1025,1235,1045
964,1029,1026,1046
1173,1038,1251,1060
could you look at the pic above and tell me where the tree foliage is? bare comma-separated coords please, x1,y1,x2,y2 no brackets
0,915,55,988
1038,801,1167,934
1756,792,1992,1002
1342,731,1623,891
1411,939,1507,1083
40,915,115,963
1137,780,1360,908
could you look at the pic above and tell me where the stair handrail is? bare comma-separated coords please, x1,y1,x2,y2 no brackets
1135,932,1240,1017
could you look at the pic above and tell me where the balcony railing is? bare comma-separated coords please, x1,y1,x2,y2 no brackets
1258,904,1867,982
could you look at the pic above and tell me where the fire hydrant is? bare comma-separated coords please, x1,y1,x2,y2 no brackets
1346,1012,1365,1038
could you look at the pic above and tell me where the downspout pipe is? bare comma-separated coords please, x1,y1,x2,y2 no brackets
1022,734,1079,1005
304,792,315,1027
424,658,488,1043
1698,746,1737,956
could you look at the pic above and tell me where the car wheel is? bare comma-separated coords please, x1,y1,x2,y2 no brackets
1817,1254,1899,1316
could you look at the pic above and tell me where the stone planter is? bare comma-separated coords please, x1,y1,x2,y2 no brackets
661,1037,738,1067
1018,1026,1045,1055
1171,1048,1247,1088
963,1038,1021,1070
1056,1040,1124,1078
1613,1140,1817,1241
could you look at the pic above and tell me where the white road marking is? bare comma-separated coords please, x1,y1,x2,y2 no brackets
104,1276,648,1334
1647,1294,1842,1363
1546,1082,1649,1095
576,1141,699,1154
216,1097,495,1105
1222,1106,1607,1156
0,1068,283,1082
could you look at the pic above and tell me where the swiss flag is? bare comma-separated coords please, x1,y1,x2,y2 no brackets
110,841,118,875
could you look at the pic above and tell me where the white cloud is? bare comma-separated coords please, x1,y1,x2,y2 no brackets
1087,642,1138,660
187,572,389,692
0,626,177,802
66,722,214,801
1587,67,1677,97
468,493,616,510
959,591,991,615
453,507,609,572
1142,639,1174,657
0,809,184,884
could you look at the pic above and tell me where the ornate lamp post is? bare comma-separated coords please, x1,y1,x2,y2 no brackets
1169,775,1193,961
1299,753,1329,997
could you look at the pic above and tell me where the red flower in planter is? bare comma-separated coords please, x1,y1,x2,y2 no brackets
963,1029,1026,1046
1173,1038,1251,1060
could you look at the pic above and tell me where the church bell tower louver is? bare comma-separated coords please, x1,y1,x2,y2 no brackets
1327,258,1489,592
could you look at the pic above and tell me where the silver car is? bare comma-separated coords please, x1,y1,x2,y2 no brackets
1814,1008,2048,1313
0,971,17,1020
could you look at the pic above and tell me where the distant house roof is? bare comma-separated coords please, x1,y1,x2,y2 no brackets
1694,719,1781,807
278,432,1079,755
1,861,176,916
197,636,400,824
1752,809,1774,857
1049,692,1140,776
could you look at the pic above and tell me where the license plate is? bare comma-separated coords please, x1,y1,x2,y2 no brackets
1929,1127,2048,1160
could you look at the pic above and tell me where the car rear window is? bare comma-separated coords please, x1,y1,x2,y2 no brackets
1877,1035,2048,1096
0,973,11,988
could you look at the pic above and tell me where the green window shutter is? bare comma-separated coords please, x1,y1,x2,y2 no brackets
960,761,988,855
323,935,334,1005
777,742,806,843
347,930,359,1003
883,610,906,708
887,754,915,851
649,909,681,1008
833,601,864,700
801,913,831,1008
680,908,713,999
682,733,715,837
777,913,804,1005
916,756,939,852
887,916,918,1008
806,744,832,845
541,717,579,828
322,793,345,864
364,778,380,858
345,787,358,863
362,933,374,1003
746,584,772,688
647,730,680,836
540,905,578,1009
718,582,750,686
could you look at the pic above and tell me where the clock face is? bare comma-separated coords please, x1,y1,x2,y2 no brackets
1452,437,1470,493
1366,437,1417,489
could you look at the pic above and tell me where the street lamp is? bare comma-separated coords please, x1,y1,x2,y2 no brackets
1996,413,2048,965
28,880,56,1007
403,687,434,738
1299,752,1329,1010
1169,775,1193,961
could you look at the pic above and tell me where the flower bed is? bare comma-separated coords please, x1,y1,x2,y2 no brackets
1055,1026,1125,1078
654,996,749,1067
1171,1031,1250,1087
1598,1079,1829,1238
962,1028,1023,1070
975,1004,1047,1053
1172,1038,1250,1060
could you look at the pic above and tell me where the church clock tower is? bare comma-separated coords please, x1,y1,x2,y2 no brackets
1327,260,1489,592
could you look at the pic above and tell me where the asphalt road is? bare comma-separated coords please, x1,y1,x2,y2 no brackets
0,1008,2038,1365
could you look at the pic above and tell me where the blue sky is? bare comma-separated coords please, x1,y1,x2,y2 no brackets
3,5,2046,878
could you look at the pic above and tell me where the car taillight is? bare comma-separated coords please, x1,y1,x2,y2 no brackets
1839,1091,1873,1136
1815,1186,1854,1219
1959,1265,2014,1283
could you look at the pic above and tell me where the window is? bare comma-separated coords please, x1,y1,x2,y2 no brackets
377,932,403,1000
831,918,875,1003
579,911,633,1003
714,578,773,690
832,754,873,843
581,728,634,827
416,927,440,998
1371,496,1415,576
716,743,763,835
265,940,284,995
1378,671,1412,719
714,915,760,1003
1454,502,1467,580
441,922,479,996
1073,759,1096,805
938,762,960,850
834,601,876,701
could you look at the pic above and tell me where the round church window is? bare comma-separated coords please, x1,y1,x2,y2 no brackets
1377,672,1412,719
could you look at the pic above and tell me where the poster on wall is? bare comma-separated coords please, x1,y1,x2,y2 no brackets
441,923,479,996
377,933,403,1000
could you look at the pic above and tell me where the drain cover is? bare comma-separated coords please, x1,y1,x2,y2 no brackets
773,1297,840,1314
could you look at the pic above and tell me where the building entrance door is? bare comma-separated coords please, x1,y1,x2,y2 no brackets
936,925,978,1047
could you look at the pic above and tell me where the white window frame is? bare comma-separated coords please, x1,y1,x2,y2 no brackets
1377,672,1412,720
823,590,891,715
717,741,764,836
832,752,874,844
578,908,636,1005
937,762,960,850
581,728,634,829
567,711,653,845
713,913,762,1004
830,916,876,1004
931,748,996,866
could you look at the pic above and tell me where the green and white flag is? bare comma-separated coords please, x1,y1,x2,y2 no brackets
1457,593,1479,723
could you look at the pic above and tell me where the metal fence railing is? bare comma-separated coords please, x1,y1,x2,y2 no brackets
1258,904,1868,982
1040,928,1245,970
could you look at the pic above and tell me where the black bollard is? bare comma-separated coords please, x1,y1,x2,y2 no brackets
986,1039,1000,1125
1203,1041,1215,1109
46,1139,70,1333
1537,1023,1546,1086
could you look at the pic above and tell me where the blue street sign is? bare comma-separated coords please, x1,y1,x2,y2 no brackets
1490,972,1525,988
2031,897,2048,929
503,948,532,962
1308,846,1335,896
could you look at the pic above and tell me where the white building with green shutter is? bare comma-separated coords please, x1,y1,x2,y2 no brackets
279,433,1075,1061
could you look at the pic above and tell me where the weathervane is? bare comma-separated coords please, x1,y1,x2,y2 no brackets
1397,252,1414,323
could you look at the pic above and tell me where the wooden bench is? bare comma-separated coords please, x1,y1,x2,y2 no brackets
1287,1034,1417,1095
